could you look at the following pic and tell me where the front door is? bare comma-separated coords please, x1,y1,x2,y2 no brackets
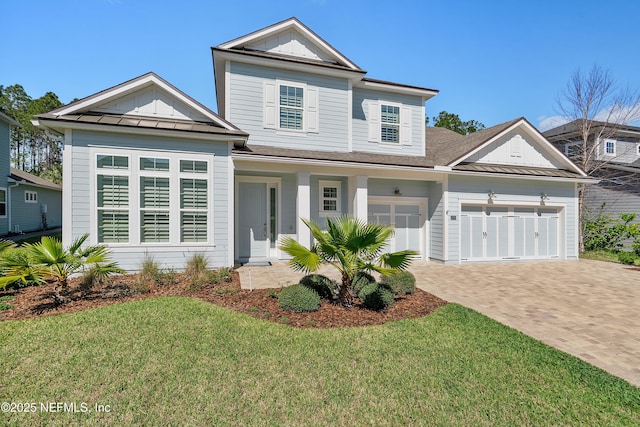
238,182,268,260
237,180,279,261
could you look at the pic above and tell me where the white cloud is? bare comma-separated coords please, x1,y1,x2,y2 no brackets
537,115,570,131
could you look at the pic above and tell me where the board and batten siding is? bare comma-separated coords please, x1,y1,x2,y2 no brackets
352,88,424,157
70,130,232,271
446,175,578,262
0,120,10,235
9,185,61,232
228,62,349,152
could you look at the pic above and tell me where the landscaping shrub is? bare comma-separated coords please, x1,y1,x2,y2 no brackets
0,246,45,289
300,274,335,299
583,213,637,252
185,253,209,287
352,271,376,296
278,284,321,313
381,271,416,295
357,282,394,311
617,251,637,265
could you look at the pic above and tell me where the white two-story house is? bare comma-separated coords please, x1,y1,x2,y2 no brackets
37,18,591,270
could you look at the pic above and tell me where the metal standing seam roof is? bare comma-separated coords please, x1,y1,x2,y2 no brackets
38,113,249,137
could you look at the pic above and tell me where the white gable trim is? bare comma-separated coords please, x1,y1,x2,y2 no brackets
448,120,587,177
52,74,237,131
218,18,360,71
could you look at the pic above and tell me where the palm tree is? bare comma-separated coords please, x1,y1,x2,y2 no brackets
279,216,416,307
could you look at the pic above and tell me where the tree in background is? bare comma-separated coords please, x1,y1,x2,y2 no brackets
554,64,640,250
0,85,63,183
426,111,485,135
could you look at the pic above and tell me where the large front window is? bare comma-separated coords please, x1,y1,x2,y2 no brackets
381,104,400,143
95,152,210,245
279,85,304,130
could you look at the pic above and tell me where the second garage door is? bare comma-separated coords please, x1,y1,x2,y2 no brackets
460,205,560,261
368,198,426,256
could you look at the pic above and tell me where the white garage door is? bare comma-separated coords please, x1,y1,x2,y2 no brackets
460,205,559,261
368,199,425,256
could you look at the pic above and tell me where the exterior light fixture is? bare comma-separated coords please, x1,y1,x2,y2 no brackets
540,193,549,205
394,187,402,195
487,190,496,202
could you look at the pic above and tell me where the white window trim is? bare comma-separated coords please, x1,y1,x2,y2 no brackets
368,100,412,146
604,139,616,156
24,190,38,204
264,80,319,134
319,180,342,216
636,143,640,156
91,148,214,247
0,187,6,218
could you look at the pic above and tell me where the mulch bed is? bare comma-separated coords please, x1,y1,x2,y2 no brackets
0,271,447,328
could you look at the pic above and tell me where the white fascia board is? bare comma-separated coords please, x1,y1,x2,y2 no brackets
213,50,365,80
446,168,597,184
354,80,438,100
7,177,60,191
36,119,247,144
218,19,360,70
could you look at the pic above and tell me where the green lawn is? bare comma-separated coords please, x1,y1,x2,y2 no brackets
580,250,621,263
1,299,638,426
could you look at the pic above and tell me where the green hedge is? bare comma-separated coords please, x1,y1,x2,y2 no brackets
381,271,416,295
300,274,335,300
278,284,321,313
357,282,394,311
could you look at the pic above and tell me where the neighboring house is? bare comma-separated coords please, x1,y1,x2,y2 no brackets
543,120,640,222
37,18,591,270
0,111,62,236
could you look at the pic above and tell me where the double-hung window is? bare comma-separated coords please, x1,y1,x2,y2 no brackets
97,155,130,243
319,180,341,216
279,85,304,130
95,152,210,245
140,157,170,243
180,160,208,243
604,139,616,156
380,104,400,143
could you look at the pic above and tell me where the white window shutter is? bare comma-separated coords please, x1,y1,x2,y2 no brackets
264,82,276,129
368,101,380,142
401,106,412,145
305,87,319,133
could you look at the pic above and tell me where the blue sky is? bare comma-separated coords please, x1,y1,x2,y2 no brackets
3,0,639,131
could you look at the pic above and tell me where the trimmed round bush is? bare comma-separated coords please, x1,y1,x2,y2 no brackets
278,284,321,313
381,271,416,295
352,271,376,295
300,274,335,300
358,282,395,311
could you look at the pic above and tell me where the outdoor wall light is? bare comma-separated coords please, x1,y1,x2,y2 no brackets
540,192,549,204
394,187,402,195
487,190,496,202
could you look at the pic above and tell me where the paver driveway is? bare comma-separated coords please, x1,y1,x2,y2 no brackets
411,260,640,387
238,259,640,387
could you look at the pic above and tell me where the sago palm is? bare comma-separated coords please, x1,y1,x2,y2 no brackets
279,216,416,307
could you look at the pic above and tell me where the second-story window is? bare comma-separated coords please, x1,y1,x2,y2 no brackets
604,140,616,156
381,104,400,143
279,85,304,130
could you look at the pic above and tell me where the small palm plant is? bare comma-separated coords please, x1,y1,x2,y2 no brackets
279,216,416,307
0,234,124,304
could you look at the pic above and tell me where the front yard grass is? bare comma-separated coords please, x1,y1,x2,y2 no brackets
1,298,638,426
581,250,624,263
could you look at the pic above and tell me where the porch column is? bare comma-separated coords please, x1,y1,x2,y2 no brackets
353,175,368,222
296,171,311,248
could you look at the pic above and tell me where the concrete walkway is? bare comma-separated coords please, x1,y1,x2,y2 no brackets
237,260,640,387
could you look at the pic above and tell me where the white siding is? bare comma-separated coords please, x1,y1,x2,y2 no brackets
71,130,232,270
245,30,334,63
228,62,349,152
466,129,564,168
427,181,444,262
352,88,424,156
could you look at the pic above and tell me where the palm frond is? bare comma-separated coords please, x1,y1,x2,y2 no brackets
279,236,322,273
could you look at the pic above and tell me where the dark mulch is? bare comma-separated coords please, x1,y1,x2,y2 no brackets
0,271,447,328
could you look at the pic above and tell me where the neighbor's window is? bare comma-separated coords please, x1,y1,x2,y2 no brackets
279,85,304,130
637,144,640,156
0,188,6,217
24,190,38,203
604,140,616,155
319,180,341,215
381,104,400,143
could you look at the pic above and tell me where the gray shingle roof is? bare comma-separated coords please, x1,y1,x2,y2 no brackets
10,168,61,190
